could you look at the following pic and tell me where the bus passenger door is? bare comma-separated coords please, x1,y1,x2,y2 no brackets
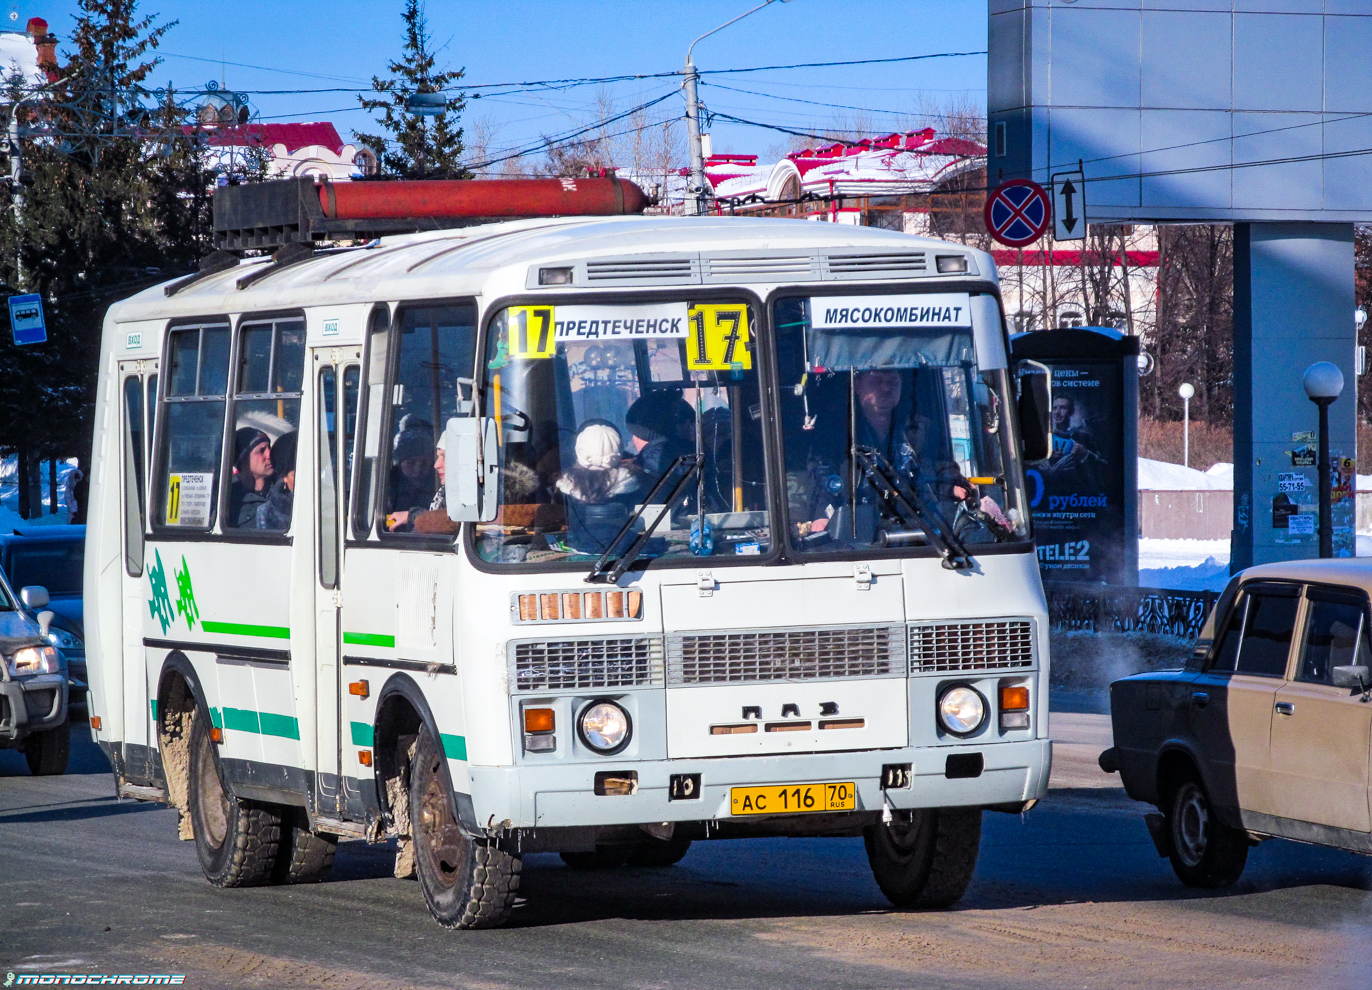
117,359,156,779
312,353,360,819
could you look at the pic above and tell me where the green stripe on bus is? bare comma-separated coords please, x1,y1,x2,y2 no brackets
441,733,467,761
210,707,223,729
201,621,290,639
350,721,374,747
149,699,158,720
220,707,300,740
343,631,395,648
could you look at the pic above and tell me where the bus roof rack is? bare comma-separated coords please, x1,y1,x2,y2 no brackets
212,175,650,254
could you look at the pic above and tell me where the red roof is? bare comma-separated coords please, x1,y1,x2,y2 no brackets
920,137,986,157
189,122,347,155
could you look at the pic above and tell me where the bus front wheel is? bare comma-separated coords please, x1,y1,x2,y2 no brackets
188,712,282,887
410,727,521,928
864,807,981,909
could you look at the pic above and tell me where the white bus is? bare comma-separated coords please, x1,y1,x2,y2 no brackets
86,207,1053,929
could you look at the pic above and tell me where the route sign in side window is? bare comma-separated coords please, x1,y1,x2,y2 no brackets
1298,588,1369,685
157,323,230,530
1236,585,1300,678
1207,595,1248,674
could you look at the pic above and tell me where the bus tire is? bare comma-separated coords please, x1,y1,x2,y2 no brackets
626,837,692,867
411,727,521,929
560,846,631,869
24,721,70,776
188,712,281,887
864,807,982,909
1164,772,1247,888
273,807,337,884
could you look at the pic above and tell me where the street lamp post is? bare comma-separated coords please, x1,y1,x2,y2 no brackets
682,0,789,216
1178,382,1194,468
1303,361,1345,559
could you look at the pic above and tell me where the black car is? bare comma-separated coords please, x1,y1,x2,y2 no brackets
0,526,86,697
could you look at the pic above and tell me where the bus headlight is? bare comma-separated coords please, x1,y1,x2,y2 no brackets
8,645,60,676
937,685,986,736
578,700,631,754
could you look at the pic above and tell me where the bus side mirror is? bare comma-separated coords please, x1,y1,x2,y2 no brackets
1016,360,1052,462
445,417,499,523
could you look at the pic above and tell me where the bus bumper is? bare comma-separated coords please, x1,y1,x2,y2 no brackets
465,738,1051,831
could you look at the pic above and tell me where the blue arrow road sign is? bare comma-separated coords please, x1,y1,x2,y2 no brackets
9,293,46,345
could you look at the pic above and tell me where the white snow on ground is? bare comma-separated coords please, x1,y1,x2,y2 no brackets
1138,457,1227,491
0,455,80,532
1138,537,1231,591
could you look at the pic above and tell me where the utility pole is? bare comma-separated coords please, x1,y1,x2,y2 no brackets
682,0,789,216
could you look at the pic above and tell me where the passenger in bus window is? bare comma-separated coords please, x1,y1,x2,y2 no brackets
556,422,641,554
228,428,274,528
389,414,437,514
625,392,695,477
256,431,297,531
411,441,459,536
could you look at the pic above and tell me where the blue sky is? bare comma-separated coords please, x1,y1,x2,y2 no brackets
20,0,987,164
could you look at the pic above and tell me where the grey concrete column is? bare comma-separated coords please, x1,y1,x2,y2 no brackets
1233,222,1356,571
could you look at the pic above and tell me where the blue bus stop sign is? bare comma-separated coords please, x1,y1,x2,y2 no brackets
9,293,46,345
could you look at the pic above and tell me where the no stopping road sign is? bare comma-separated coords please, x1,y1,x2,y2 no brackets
984,179,1051,248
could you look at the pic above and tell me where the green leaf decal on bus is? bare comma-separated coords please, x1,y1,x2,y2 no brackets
148,549,174,635
174,554,200,630
350,721,374,747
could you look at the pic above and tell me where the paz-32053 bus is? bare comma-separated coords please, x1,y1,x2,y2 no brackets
85,183,1052,929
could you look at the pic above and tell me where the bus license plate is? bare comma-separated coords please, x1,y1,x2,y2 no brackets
730,781,856,816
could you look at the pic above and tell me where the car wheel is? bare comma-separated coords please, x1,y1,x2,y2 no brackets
187,712,281,887
410,727,521,928
864,807,981,909
1166,774,1247,888
24,721,70,776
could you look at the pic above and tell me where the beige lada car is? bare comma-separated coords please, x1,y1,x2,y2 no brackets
1100,559,1372,887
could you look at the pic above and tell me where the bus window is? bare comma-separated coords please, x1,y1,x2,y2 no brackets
226,318,305,531
122,376,146,575
353,309,390,539
382,304,477,538
156,323,230,530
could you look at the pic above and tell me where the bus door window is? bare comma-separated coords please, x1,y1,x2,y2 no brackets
122,375,146,575
156,323,230,530
319,367,339,588
382,303,477,538
226,318,306,531
341,365,360,524
352,309,391,539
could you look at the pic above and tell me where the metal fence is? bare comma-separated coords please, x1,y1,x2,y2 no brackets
1044,581,1220,641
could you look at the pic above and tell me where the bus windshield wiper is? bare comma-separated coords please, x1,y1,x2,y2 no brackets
851,445,974,571
586,455,702,585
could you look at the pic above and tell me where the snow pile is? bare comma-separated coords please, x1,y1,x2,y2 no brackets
0,456,81,532
1138,457,1232,491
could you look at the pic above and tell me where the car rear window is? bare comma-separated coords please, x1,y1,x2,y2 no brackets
7,542,84,596
1236,587,1299,678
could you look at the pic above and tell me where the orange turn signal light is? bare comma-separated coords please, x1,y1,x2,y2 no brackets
89,715,102,731
358,749,373,767
524,707,555,734
349,679,370,699
1000,685,1030,711
209,726,224,744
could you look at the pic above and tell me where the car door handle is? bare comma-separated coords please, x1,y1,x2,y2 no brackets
1275,702,1295,716
1191,691,1209,709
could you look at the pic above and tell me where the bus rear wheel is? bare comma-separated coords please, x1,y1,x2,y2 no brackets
626,836,692,867
410,727,521,929
188,712,281,887
273,807,337,884
864,807,981,909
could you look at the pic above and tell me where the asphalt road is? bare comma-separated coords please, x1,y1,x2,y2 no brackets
4,715,1372,990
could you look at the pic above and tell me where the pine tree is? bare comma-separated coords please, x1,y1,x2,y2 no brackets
357,0,471,180
0,0,204,519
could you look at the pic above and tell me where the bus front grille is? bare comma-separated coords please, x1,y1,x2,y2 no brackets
667,625,906,685
909,620,1035,672
510,636,664,692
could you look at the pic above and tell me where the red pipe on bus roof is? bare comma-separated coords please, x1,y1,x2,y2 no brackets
317,176,649,221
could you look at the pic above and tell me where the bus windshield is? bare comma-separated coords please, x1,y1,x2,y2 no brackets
774,293,1029,556
474,300,770,566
